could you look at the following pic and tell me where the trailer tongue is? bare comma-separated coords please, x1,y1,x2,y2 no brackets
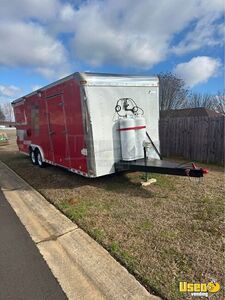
115,159,208,178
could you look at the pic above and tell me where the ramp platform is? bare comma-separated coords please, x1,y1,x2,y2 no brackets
115,159,207,177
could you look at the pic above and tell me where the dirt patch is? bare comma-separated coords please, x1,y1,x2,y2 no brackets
0,131,224,300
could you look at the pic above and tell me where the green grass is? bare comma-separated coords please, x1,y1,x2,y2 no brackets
58,201,89,221
138,220,154,231
108,241,137,270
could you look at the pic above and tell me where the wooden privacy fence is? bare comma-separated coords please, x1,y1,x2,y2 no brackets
159,116,225,165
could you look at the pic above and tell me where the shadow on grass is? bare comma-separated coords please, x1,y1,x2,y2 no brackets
0,151,153,199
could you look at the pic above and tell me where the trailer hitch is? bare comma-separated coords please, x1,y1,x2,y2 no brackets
186,163,209,176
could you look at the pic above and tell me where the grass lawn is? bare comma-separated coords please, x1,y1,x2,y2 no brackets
0,131,224,299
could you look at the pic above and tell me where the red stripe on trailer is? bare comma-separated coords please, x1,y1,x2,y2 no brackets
118,125,146,131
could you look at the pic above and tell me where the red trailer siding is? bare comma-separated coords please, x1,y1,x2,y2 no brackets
13,78,88,175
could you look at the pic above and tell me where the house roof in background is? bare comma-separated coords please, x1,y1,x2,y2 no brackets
160,108,223,119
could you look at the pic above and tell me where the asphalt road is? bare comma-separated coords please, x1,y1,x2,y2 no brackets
0,189,67,300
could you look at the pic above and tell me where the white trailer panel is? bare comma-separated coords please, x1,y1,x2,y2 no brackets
83,75,159,177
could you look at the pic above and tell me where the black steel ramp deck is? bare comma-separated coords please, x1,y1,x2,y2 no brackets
115,158,206,177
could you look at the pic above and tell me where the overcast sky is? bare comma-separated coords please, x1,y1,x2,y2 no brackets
0,0,224,103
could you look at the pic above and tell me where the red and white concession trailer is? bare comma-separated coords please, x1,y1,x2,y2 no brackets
12,72,207,178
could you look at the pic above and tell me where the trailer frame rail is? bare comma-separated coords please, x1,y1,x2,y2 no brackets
115,159,207,177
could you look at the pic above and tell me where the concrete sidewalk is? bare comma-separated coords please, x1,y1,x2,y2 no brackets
0,161,160,300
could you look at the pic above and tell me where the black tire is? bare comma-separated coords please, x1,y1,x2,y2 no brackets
36,149,46,168
30,148,38,165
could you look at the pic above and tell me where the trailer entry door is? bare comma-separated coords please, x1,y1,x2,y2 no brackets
47,94,67,165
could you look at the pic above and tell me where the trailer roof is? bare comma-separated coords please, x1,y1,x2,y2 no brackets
12,72,158,104
79,72,158,86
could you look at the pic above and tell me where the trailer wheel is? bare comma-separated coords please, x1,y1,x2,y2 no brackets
36,149,45,168
30,149,38,165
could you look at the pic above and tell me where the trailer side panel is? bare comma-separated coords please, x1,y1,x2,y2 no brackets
13,78,88,175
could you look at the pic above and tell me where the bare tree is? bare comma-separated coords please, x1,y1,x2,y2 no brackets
215,90,225,114
1,102,14,122
158,72,189,110
185,91,225,114
186,92,217,110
